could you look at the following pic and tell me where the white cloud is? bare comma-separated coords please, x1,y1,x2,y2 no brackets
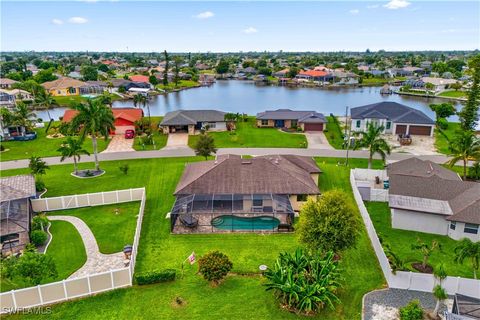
68,17,89,24
349,9,360,15
194,11,214,19
52,19,64,25
383,0,411,10
367,4,379,9
243,27,258,34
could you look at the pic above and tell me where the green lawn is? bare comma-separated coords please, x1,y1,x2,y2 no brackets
365,202,475,278
48,202,140,254
188,117,307,148
438,91,467,98
156,80,200,92
0,220,87,293
434,122,461,154
0,126,110,162
132,116,168,151
2,156,385,319
361,77,406,86
325,116,345,149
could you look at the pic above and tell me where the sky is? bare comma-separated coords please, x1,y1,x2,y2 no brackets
1,1,479,52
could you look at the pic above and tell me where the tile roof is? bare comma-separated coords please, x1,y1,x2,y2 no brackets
298,70,328,77
175,155,321,195
42,77,87,90
62,108,143,123
256,109,326,122
0,78,19,85
129,75,150,83
351,101,434,125
160,110,226,126
0,175,36,202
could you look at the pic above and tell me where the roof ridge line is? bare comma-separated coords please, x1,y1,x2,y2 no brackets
175,158,229,194
269,155,319,194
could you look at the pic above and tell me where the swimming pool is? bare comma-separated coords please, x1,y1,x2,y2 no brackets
211,215,280,231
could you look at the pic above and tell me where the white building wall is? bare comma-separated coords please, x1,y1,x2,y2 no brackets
391,208,449,235
448,222,480,242
351,118,393,134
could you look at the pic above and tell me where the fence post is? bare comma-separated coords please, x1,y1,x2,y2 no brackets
116,190,119,203
87,275,92,294
37,285,44,304
62,280,68,300
408,272,412,289
75,195,78,207
456,277,460,292
130,189,133,201
102,192,105,205
61,196,65,209
45,199,49,211
110,270,115,289
10,290,17,311
87,193,90,206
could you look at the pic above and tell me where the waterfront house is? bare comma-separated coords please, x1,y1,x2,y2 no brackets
170,154,321,233
295,70,330,82
1,175,37,255
42,77,89,96
350,101,435,136
387,158,480,241
0,78,19,89
0,89,33,103
0,91,16,108
129,75,150,83
421,77,458,93
256,109,326,131
273,68,289,78
160,110,227,134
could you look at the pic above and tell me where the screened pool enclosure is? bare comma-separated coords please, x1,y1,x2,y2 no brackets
170,194,295,233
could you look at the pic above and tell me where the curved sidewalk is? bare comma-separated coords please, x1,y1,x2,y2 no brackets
48,216,124,279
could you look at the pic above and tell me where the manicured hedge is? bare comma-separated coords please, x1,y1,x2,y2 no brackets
135,269,176,285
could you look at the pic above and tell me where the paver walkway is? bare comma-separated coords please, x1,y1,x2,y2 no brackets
48,216,125,279
102,135,135,153
163,133,189,149
305,132,334,150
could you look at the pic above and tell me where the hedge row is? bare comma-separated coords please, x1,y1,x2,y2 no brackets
135,269,176,285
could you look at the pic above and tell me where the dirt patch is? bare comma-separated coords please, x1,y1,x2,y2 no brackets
412,262,433,274
171,296,187,308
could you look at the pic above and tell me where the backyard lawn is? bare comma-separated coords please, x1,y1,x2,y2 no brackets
0,126,110,161
325,116,345,149
48,202,140,254
365,202,475,278
156,80,200,92
437,91,467,99
188,117,308,148
434,122,461,154
2,156,385,319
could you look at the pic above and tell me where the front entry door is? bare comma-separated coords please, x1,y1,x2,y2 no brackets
274,120,285,128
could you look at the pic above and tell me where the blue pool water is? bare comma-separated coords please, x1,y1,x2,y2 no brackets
211,215,280,231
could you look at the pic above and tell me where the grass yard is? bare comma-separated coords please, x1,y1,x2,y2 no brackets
0,126,110,162
48,202,140,254
156,80,200,92
188,117,307,148
434,122,461,154
132,116,168,151
0,220,86,292
2,156,385,319
438,91,467,99
325,116,345,149
365,202,475,278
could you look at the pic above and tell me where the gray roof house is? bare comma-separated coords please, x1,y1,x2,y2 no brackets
1,175,37,255
387,158,480,241
170,154,321,233
256,109,326,131
159,110,227,134
351,101,435,136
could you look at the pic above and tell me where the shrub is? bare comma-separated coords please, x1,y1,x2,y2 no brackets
2,248,57,285
141,134,154,145
0,144,4,151
119,164,129,175
399,300,424,320
135,269,176,285
468,162,480,180
436,118,448,130
198,251,233,285
32,214,49,231
35,179,45,192
30,230,48,246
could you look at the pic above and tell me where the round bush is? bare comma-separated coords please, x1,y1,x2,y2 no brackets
436,118,449,130
32,214,49,231
30,230,48,246
198,251,233,285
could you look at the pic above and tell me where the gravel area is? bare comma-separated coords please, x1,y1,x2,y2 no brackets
363,288,451,320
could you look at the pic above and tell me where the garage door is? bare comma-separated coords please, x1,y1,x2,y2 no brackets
114,126,135,135
304,123,324,131
395,125,407,135
408,125,432,136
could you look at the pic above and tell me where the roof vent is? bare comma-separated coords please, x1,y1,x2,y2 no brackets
274,158,279,165
241,160,252,165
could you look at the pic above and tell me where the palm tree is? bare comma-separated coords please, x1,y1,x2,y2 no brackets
57,137,90,175
354,122,391,169
97,92,112,107
133,93,150,126
29,156,50,190
69,99,114,172
13,102,37,134
432,263,448,315
35,91,55,121
454,238,480,279
446,131,480,180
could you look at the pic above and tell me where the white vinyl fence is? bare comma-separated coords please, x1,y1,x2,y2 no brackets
350,172,480,299
352,169,389,202
0,188,147,314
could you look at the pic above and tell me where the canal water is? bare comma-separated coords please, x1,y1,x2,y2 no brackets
38,80,463,121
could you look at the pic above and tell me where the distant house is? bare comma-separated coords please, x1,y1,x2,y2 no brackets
350,101,435,136
67,71,82,79
256,109,326,131
421,77,458,92
1,175,37,255
42,77,96,96
0,89,33,102
387,158,480,241
129,75,150,83
390,66,424,77
0,91,16,108
0,78,19,89
273,68,289,78
63,108,143,135
295,70,330,82
242,67,257,75
159,110,227,134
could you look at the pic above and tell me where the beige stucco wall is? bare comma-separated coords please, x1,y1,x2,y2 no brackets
289,195,317,211
310,173,320,186
256,119,275,127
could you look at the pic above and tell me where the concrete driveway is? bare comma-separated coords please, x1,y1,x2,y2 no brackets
102,135,134,153
163,133,189,149
305,132,334,150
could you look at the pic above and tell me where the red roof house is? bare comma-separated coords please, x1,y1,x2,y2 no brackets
129,75,150,83
62,108,143,135
295,70,331,81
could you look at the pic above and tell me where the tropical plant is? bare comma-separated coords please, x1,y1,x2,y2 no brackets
458,54,480,131
30,230,48,246
468,161,480,180
411,239,441,269
119,164,129,175
431,263,448,316
382,241,406,274
264,249,341,315
298,190,360,254
446,130,480,180
57,137,90,175
429,103,456,120
32,214,49,231
198,251,233,286
35,90,55,122
425,82,435,95
96,92,112,107
163,50,169,86
12,102,37,132
454,238,480,279
173,56,182,86
29,156,49,177
353,122,391,169
399,300,424,320
69,99,114,171
194,134,217,160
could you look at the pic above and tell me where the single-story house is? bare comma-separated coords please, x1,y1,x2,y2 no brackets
256,109,326,131
273,68,289,78
170,154,321,233
351,101,435,136
387,158,480,241
0,78,19,89
42,77,103,96
63,107,143,135
421,77,459,92
1,175,37,255
129,75,150,83
0,91,16,108
295,70,331,82
160,110,227,134
0,89,33,101
67,71,82,79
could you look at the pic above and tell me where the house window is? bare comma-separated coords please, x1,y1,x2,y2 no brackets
291,120,298,128
208,122,216,129
464,223,479,234
386,122,391,130
297,194,308,202
450,221,456,230
68,87,76,94
356,120,361,128
253,199,263,207
261,120,268,126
